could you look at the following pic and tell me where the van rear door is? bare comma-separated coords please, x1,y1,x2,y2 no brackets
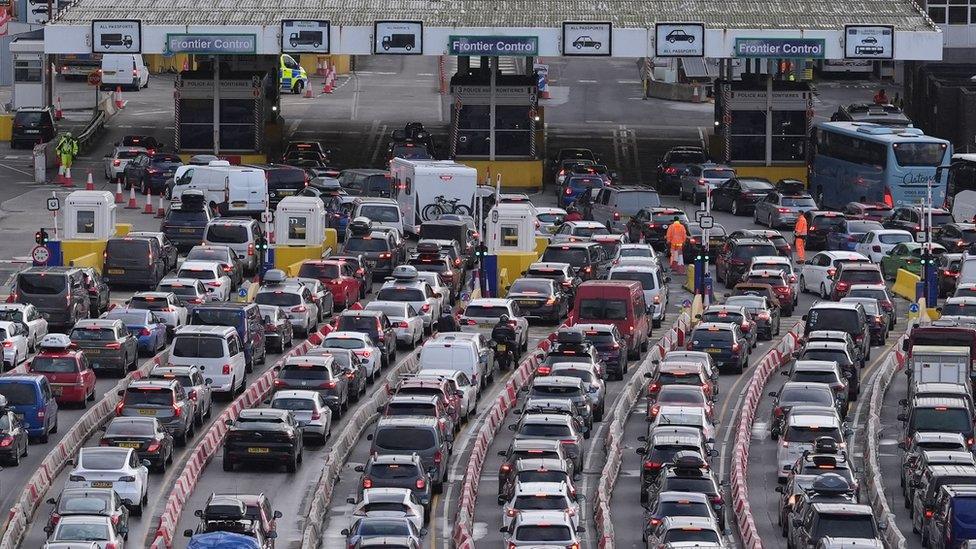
909,346,971,388
227,170,267,214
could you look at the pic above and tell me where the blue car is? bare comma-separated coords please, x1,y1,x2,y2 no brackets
826,219,884,251
562,174,606,208
328,195,357,240
101,308,168,356
186,531,261,549
0,375,58,441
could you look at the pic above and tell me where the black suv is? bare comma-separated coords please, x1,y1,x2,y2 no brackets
626,208,689,249
802,211,848,251
103,237,168,289
539,242,610,281
161,192,214,253
335,310,396,368
223,409,304,472
343,230,404,279
355,454,433,517
716,236,779,288
339,169,394,198
656,146,707,194
11,107,56,149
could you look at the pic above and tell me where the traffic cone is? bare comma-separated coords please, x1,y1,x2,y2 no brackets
322,75,333,94
54,96,63,121
62,167,74,188
114,86,123,110
125,186,138,209
143,189,154,214
303,83,312,99
114,181,124,204
56,164,65,185
85,171,94,190
316,58,326,76
329,67,337,88
155,194,166,218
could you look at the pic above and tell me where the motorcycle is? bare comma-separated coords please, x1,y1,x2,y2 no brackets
493,339,516,371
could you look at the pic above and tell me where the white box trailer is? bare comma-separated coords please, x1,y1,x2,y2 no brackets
390,159,477,236
907,345,972,398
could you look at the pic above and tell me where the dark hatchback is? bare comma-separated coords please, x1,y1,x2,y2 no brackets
124,152,183,194
688,322,748,373
335,310,396,368
161,200,214,253
804,211,848,251
223,408,304,472
716,237,779,288
98,416,174,472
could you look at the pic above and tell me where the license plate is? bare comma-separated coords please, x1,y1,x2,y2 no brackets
91,481,112,488
107,268,124,275
248,447,270,454
51,386,62,396
706,348,722,354
119,442,140,449
179,228,195,233
232,201,246,207
138,409,157,416
279,189,295,196
518,300,536,307
24,129,38,134
478,322,493,329
496,344,507,352
86,349,100,355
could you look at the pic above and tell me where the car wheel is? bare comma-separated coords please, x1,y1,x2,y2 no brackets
730,200,739,216
223,457,234,472
820,283,827,299
768,214,774,228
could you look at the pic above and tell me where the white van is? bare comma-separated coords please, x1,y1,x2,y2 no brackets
100,54,149,91
353,198,405,237
172,162,268,216
168,325,247,397
419,338,485,390
390,159,477,236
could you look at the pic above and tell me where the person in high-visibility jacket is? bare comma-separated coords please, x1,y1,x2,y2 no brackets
56,132,78,180
665,216,687,273
794,214,808,262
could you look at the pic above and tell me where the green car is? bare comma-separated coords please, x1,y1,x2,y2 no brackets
880,242,947,279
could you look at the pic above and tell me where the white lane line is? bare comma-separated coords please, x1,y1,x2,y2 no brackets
617,79,642,84
0,162,35,177
577,79,598,83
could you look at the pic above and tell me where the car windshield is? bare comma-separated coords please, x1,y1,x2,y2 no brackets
894,142,947,167
60,496,110,514
186,249,229,263
702,311,745,324
510,279,553,294
177,268,216,281
158,284,201,297
298,263,341,280
104,311,150,325
690,329,733,346
124,388,172,406
658,500,711,518
464,305,510,318
847,221,884,233
792,371,838,384
578,299,628,320
663,476,716,493
621,248,654,258
614,192,663,216
811,514,877,539
165,209,208,224
172,336,225,358
542,247,590,269
0,383,36,405
779,387,835,407
256,292,301,307
847,288,890,303
338,315,381,332
365,303,406,318
54,523,110,541
913,408,973,432
515,525,572,542
369,463,420,479
703,169,735,179
572,225,610,237
106,240,147,260
879,233,913,244
81,451,127,470
346,237,391,253
801,349,852,366
670,151,706,163
782,197,817,207
377,288,425,302
205,225,248,244
657,388,706,405
806,309,861,334
785,425,841,442
532,385,583,397
538,212,566,224
272,397,316,411
514,495,568,511
568,176,604,189
323,337,365,350
359,205,400,222
355,519,412,536
609,271,657,290
387,402,436,416
30,357,78,373
747,274,785,286
17,273,65,295
812,215,847,229
105,420,155,437
740,180,774,192
280,364,330,380
942,303,976,317
374,427,435,450
70,328,116,342
519,423,572,437
732,244,778,259
190,308,241,327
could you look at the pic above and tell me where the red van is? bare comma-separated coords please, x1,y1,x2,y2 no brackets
904,321,976,368
26,334,96,406
570,280,650,360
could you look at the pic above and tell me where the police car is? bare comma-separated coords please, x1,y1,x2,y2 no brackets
375,266,442,332
279,54,309,95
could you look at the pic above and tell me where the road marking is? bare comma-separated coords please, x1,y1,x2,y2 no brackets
577,79,598,83
617,79,642,84
418,72,435,76
697,127,706,150
0,162,34,177
716,342,765,480
585,120,614,124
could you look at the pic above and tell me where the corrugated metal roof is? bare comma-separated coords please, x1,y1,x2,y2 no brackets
53,0,936,31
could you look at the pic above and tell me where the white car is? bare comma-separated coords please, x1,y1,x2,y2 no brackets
294,277,333,322
614,243,659,267
255,284,319,337
649,405,716,442
364,301,425,348
0,320,29,368
269,389,333,442
44,514,126,549
415,368,478,420
502,481,581,531
459,298,529,353
321,331,382,380
127,292,187,331
65,447,150,515
855,229,915,263
749,255,799,297
535,207,568,235
348,488,426,532
608,264,669,327
550,221,611,244
176,261,233,301
375,266,442,331
104,145,146,182
799,251,870,299
776,409,845,480
415,271,452,311
0,303,48,351
168,325,247,396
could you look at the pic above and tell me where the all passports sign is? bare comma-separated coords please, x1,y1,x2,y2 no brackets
448,35,538,56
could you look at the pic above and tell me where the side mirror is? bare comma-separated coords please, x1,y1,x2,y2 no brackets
141,459,151,468
354,465,364,472
498,450,507,457
205,378,213,385
346,497,356,505
637,435,648,443
643,372,653,379
376,406,386,413
194,509,203,517
897,413,907,422
768,391,778,398
340,529,350,536
118,526,128,535
513,409,523,415
47,497,56,505
183,529,194,538
709,448,719,457
268,532,278,539
792,518,802,528
902,340,909,351
499,527,509,533
576,526,586,534
878,520,888,531
775,486,784,493
636,447,647,455
801,314,808,321
224,419,234,426
117,389,125,396
366,434,373,441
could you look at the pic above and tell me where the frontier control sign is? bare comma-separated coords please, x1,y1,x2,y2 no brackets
734,38,825,59
448,36,538,56
166,34,257,54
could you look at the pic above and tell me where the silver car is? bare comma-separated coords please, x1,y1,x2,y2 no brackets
549,362,606,420
148,364,213,426
753,191,818,229
269,389,333,443
104,146,146,182
678,163,735,205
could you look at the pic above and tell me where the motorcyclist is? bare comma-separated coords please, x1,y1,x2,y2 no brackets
436,310,460,332
491,314,518,370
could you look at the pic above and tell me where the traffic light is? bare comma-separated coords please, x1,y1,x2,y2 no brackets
34,228,48,245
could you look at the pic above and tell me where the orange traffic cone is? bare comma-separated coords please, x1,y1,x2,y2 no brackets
114,181,124,204
125,186,138,209
62,167,74,188
322,78,333,94
304,83,312,99
155,194,166,218
143,189,154,214
54,96,63,121
85,171,95,190
114,86,123,110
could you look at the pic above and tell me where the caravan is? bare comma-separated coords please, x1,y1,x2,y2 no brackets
171,162,268,217
391,159,477,236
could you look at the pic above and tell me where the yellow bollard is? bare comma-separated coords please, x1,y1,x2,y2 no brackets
683,263,696,293
691,294,703,326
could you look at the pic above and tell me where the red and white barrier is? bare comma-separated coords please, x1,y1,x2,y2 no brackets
0,349,171,549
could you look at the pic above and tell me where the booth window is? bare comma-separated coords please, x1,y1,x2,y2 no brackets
771,111,807,162
76,211,95,234
500,225,520,248
288,217,307,240
14,59,41,82
729,111,766,162
455,105,532,158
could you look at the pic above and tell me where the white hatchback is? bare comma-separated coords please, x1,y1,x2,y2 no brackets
321,331,382,380
0,303,48,351
65,447,149,515
176,261,233,301
459,298,528,353
364,301,425,348
855,229,914,263
168,325,247,396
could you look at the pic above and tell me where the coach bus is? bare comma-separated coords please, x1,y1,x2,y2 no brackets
948,154,976,222
808,122,952,210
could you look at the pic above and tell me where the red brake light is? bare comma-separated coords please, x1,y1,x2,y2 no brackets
421,303,431,313
138,328,150,336
433,450,443,464
363,477,373,489
416,478,426,490
643,460,662,470
222,364,231,375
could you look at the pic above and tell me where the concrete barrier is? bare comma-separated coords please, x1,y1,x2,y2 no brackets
0,349,170,549
892,268,920,301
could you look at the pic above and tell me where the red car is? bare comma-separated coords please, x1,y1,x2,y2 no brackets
297,260,362,310
27,334,96,406
743,269,796,316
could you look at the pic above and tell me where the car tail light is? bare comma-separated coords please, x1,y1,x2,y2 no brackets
248,243,255,256
397,321,409,328
291,306,308,313
105,543,118,549
346,372,355,380
105,342,121,349
537,366,551,375
506,508,518,517
925,508,934,519
831,383,846,392
827,267,836,277
697,178,706,187
649,404,660,418
379,252,392,259
665,167,677,174
113,159,121,167
363,477,373,489
566,544,579,549
777,208,791,213
222,364,232,375
740,321,751,332
147,441,161,453
560,439,576,445
649,517,662,527
643,460,662,470
320,381,337,389
711,495,724,505
433,450,443,464
207,281,223,288
756,312,770,321
172,405,182,417
969,437,975,448
500,463,511,473
274,379,285,388
564,187,572,196
115,402,125,416
773,406,783,417
421,303,431,313
883,186,894,208
788,274,797,283
357,350,372,358
0,438,12,447
311,410,321,420
731,343,741,354
139,328,151,336
50,513,60,525
1,341,10,349
613,212,620,221
648,382,661,394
